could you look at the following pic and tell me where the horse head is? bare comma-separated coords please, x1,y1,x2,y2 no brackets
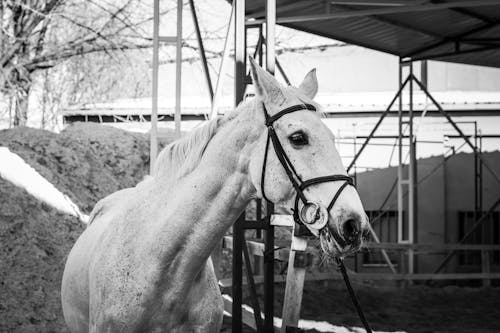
247,57,370,258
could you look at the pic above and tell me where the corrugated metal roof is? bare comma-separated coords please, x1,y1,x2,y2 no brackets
238,0,500,68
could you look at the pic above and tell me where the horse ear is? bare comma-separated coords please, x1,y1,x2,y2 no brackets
298,68,318,99
249,56,286,106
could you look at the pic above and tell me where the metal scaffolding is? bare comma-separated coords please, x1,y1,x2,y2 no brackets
147,1,500,331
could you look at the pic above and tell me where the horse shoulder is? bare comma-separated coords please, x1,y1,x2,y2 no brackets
88,176,153,226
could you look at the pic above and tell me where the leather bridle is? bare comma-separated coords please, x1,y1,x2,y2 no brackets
259,102,374,333
260,102,354,238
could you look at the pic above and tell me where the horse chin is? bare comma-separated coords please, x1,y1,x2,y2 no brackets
319,227,362,260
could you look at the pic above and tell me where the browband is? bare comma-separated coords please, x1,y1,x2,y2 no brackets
264,103,317,126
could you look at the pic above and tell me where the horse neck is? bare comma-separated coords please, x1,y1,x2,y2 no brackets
155,104,262,285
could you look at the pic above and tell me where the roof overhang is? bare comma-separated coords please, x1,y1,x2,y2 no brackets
236,0,500,68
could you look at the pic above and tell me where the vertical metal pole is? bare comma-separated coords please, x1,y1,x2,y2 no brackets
150,0,159,174
266,0,276,75
397,60,404,245
474,121,479,219
189,0,213,102
234,0,246,104
232,218,244,333
210,5,234,119
264,210,274,332
408,62,416,275
233,1,245,332
258,25,264,66
420,60,428,89
479,132,483,213
175,0,183,138
264,1,275,331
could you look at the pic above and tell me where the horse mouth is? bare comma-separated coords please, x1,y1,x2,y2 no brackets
318,226,363,259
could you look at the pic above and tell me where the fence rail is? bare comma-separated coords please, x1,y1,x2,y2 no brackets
221,236,500,284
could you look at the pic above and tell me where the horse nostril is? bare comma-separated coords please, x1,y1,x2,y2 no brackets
342,218,360,244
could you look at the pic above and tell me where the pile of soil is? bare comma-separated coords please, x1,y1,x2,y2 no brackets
0,179,83,332
0,123,154,212
0,123,173,332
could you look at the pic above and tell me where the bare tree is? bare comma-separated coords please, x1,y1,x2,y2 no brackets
0,0,163,126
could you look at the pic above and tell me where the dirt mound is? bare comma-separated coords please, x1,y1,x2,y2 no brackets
0,123,176,332
0,123,155,212
0,178,83,333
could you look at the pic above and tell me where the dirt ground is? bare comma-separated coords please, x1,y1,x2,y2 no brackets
1,124,500,333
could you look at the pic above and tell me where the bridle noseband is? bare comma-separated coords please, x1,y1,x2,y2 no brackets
260,102,355,238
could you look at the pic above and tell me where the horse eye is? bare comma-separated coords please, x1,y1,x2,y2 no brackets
288,131,308,146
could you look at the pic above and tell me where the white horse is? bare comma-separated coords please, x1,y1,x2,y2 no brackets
61,58,369,333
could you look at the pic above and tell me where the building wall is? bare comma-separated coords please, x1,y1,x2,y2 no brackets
356,151,500,273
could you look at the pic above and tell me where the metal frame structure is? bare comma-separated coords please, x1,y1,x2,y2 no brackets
224,1,500,331
150,0,215,172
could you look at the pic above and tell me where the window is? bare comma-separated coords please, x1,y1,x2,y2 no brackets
458,211,500,266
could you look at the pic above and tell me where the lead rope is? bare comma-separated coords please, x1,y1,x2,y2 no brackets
336,258,373,333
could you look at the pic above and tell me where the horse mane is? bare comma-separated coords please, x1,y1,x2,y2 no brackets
152,88,320,182
152,117,221,180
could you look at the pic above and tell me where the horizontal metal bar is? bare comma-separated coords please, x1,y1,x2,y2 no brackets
366,242,500,251
322,109,500,118
159,36,177,44
403,45,500,63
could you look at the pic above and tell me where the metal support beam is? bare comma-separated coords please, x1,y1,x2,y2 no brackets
235,0,246,104
346,75,411,172
150,0,160,174
233,1,246,332
264,2,276,332
403,45,500,63
412,75,500,184
266,0,276,75
408,62,416,275
403,19,500,59
210,5,234,119
174,0,183,138
232,216,244,333
189,0,213,102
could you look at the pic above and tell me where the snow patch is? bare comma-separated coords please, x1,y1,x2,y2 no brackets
0,147,88,223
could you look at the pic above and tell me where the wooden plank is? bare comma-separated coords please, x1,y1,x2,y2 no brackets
270,214,294,227
281,250,306,333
